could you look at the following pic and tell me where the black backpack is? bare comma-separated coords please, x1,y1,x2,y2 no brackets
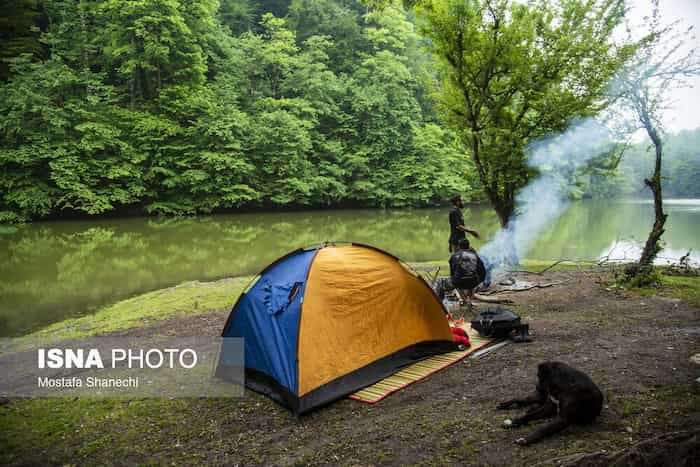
471,307,522,338
451,250,482,289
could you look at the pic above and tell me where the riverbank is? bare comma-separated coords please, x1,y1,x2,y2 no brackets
25,276,252,340
2,266,699,465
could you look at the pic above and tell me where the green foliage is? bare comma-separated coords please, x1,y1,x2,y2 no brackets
219,0,255,35
0,51,145,218
288,0,367,71
0,0,468,222
415,0,634,224
98,0,210,103
0,0,45,81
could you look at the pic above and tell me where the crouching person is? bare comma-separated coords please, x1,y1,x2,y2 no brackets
441,238,486,309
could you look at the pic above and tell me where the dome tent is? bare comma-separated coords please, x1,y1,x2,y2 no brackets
217,243,456,415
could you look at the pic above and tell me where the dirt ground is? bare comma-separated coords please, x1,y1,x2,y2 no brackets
4,269,700,465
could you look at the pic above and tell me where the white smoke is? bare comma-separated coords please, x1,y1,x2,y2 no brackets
479,118,616,278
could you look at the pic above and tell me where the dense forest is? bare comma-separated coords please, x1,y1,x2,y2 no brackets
1,0,698,223
0,0,476,222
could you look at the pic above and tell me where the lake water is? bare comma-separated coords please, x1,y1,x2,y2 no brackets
1,199,699,336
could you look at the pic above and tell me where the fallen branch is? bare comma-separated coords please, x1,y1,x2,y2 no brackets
473,293,513,304
482,278,572,295
509,259,605,275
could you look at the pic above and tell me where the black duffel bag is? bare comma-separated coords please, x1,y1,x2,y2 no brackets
471,307,523,338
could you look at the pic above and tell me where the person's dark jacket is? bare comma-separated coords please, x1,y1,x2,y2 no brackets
448,207,466,244
449,248,486,289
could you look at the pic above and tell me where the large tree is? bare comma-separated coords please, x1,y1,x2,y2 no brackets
414,0,634,226
614,1,699,271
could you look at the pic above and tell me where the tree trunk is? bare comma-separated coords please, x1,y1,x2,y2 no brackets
494,201,514,228
469,135,519,265
469,133,514,227
638,118,667,266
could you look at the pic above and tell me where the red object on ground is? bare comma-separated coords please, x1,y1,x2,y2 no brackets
449,324,470,346
448,318,470,346
452,334,470,346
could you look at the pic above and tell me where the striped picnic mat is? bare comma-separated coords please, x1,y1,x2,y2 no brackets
349,323,494,403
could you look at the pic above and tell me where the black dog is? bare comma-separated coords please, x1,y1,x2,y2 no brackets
497,361,603,445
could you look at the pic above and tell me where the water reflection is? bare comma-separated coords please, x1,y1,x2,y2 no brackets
1,201,698,336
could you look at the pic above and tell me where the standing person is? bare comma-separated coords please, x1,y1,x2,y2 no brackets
448,195,480,253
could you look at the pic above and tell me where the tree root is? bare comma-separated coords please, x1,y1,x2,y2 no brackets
535,430,700,467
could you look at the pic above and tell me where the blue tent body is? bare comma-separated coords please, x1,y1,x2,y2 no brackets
225,249,316,394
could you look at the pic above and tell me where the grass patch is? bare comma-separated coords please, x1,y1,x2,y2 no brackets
0,394,293,466
639,274,700,306
611,268,700,306
0,398,221,465
446,439,480,458
620,398,645,418
26,277,252,339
